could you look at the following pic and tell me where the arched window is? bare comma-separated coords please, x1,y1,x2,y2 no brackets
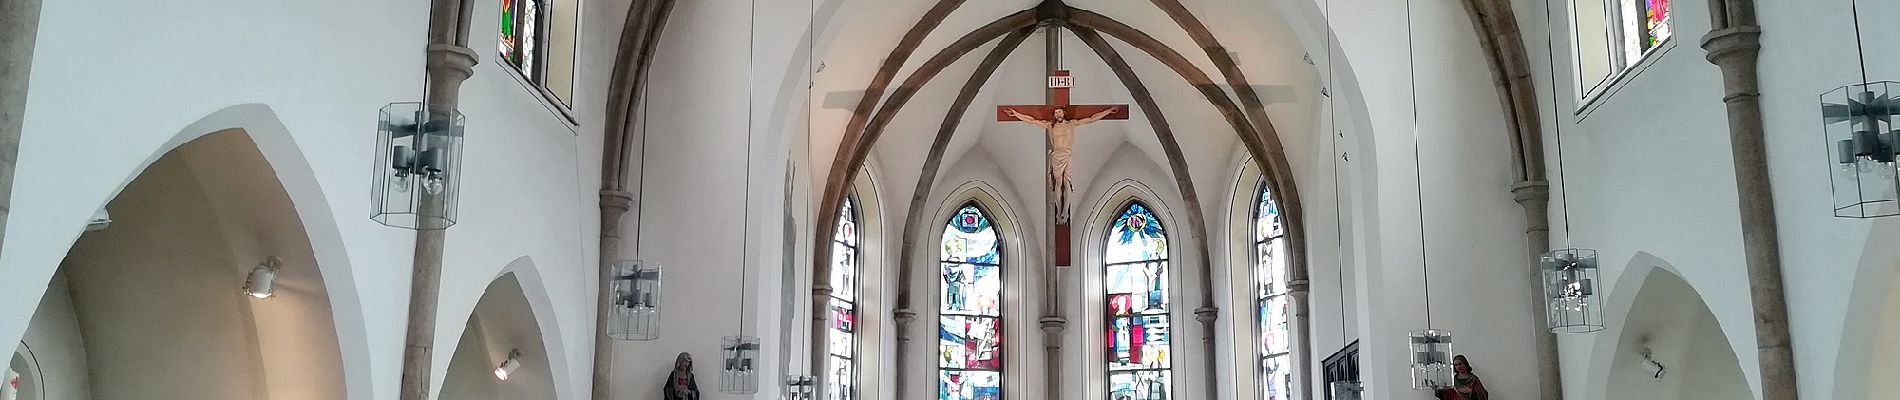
1105,201,1173,400
1254,183,1292,400
827,197,861,400
497,0,580,105
940,203,1004,400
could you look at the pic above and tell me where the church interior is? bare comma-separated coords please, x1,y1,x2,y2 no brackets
1,0,1895,399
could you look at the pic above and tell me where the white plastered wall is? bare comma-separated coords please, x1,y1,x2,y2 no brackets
1503,0,1900,397
1,0,626,396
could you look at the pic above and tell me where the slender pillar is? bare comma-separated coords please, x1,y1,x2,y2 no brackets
0,0,40,256
592,190,635,399
1511,181,1560,400
1702,4,1799,398
397,0,477,398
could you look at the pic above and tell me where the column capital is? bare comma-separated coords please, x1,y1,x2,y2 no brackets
1701,26,1762,67
1193,306,1219,323
425,44,480,84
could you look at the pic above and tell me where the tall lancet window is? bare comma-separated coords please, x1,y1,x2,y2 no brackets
940,203,1005,400
1254,183,1292,400
827,197,861,400
1104,201,1173,400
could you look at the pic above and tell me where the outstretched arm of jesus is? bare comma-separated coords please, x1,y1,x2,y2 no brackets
1077,106,1120,124
1005,108,1053,129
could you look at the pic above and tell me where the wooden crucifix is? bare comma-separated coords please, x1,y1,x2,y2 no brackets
997,70,1130,267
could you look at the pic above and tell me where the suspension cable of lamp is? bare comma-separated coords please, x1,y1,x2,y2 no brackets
1399,0,1457,391
1321,0,1365,396
720,0,763,393
1536,0,1605,335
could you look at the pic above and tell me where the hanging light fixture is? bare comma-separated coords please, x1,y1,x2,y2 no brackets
1823,0,1897,218
608,260,663,341
493,350,523,380
1399,0,1456,390
1534,0,1604,335
243,256,283,299
371,102,466,230
1542,249,1603,332
719,0,762,394
721,336,761,393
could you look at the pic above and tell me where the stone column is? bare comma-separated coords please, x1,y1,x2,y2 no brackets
1702,7,1799,398
0,0,40,256
397,1,477,399
1510,181,1560,400
591,190,635,399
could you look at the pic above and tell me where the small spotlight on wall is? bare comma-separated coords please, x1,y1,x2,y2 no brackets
494,350,523,380
243,257,283,299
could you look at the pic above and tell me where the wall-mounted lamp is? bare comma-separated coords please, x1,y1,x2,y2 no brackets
243,257,283,299
85,208,112,232
1641,348,1667,381
493,350,523,380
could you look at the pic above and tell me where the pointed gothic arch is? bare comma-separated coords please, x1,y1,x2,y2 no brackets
925,182,1031,400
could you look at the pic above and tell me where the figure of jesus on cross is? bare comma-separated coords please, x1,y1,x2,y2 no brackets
998,70,1129,266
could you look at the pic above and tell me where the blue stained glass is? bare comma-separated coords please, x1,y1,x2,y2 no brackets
829,197,861,400
1104,201,1172,399
1252,182,1292,400
941,203,1004,400
1107,203,1167,264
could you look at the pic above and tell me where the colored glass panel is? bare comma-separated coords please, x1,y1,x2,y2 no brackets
828,198,860,400
1108,370,1172,400
940,370,1003,400
1106,203,1168,264
1254,182,1292,400
497,0,543,80
1104,201,1172,399
941,203,1003,400
1644,0,1671,47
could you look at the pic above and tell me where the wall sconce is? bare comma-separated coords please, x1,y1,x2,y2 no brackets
720,336,760,394
608,260,663,341
1329,380,1364,400
243,257,283,299
1407,329,1454,390
493,350,523,380
1641,348,1667,381
1824,82,1900,218
1542,248,1605,333
371,102,466,230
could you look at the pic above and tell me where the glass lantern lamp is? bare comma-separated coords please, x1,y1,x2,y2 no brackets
372,102,466,230
1542,248,1605,333
1408,329,1454,390
1823,81,1900,218
720,336,761,394
1329,380,1363,400
608,260,663,341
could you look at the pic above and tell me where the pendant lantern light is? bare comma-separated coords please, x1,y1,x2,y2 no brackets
608,260,664,341
1823,0,1897,218
1542,249,1604,332
371,102,465,230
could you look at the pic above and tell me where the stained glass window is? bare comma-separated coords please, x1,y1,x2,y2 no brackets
1105,201,1172,400
828,197,861,400
1615,0,1671,64
941,203,1004,400
498,0,547,83
1254,183,1292,400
